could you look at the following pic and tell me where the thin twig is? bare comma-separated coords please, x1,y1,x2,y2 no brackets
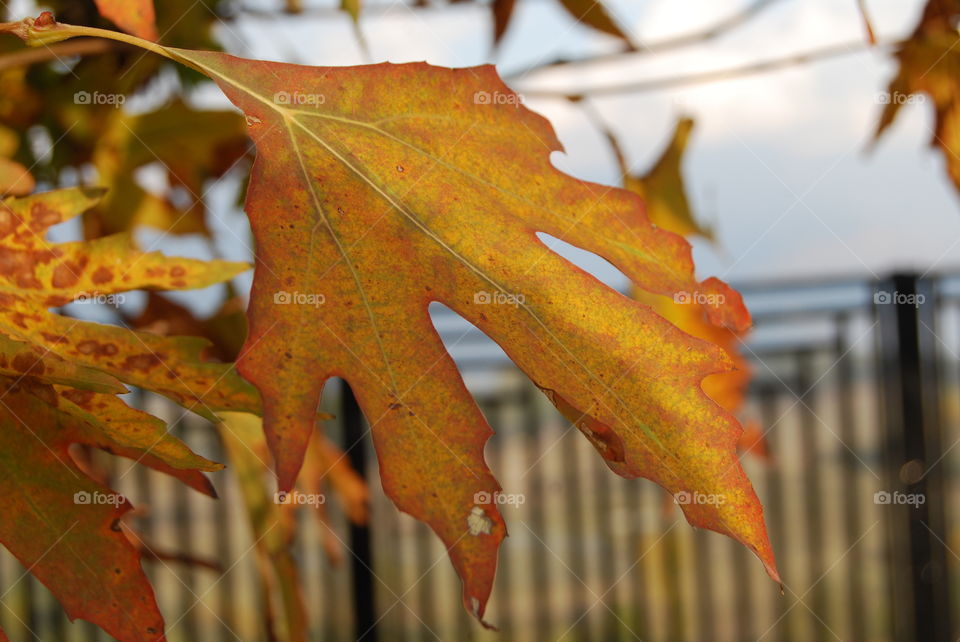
504,0,785,80
520,39,900,99
0,38,117,71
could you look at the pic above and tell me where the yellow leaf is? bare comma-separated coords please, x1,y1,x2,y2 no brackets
626,117,714,240
0,187,260,418
875,0,960,193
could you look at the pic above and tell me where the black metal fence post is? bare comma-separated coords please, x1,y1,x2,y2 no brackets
341,381,378,641
875,273,952,642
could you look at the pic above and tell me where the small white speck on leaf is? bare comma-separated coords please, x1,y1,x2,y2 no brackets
467,506,492,535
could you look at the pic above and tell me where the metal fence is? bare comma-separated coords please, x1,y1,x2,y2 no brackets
1,271,957,641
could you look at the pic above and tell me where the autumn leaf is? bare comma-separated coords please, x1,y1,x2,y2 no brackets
556,0,634,48
218,411,366,638
218,411,309,642
54,385,224,495
491,0,517,46
738,420,772,462
0,124,34,197
0,332,124,392
856,0,877,45
0,187,260,418
301,423,370,526
875,0,960,192
0,159,33,196
342,0,361,24
619,117,755,445
4,15,779,624
92,99,250,235
93,0,157,41
177,50,772,621
593,113,713,240
624,117,714,241
0,183,247,640
0,377,206,641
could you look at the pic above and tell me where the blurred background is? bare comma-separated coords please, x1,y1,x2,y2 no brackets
0,0,958,640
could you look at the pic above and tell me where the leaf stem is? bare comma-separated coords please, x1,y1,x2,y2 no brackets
0,16,206,75
33,22,172,60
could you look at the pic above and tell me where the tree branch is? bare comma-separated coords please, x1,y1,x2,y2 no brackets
0,38,117,72
503,0,786,80
519,39,899,99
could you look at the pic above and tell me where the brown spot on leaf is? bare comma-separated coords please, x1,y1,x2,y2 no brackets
91,266,113,284
11,353,40,374
61,388,95,408
10,312,39,329
27,381,57,406
0,207,15,238
123,353,161,372
29,201,61,231
77,340,100,355
44,295,71,307
0,247,57,288
170,266,186,277
52,261,83,289
15,274,42,289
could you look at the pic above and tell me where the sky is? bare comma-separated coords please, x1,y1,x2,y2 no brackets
181,0,959,295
